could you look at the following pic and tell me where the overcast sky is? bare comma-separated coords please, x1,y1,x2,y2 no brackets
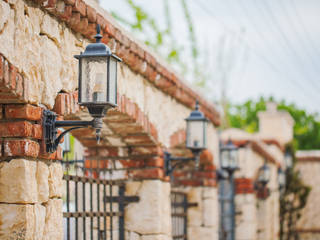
101,0,320,114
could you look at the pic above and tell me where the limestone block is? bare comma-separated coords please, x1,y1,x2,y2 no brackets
40,36,63,107
41,14,61,44
187,187,202,227
59,27,80,92
141,234,171,240
203,187,216,199
34,204,46,240
203,198,218,227
127,231,141,240
125,180,171,235
37,161,49,203
0,1,10,31
126,181,142,196
236,222,257,240
0,159,37,203
48,162,64,198
0,203,45,240
0,6,14,63
43,199,63,240
188,226,218,240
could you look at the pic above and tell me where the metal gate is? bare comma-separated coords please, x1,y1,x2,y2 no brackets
62,156,139,240
171,191,197,240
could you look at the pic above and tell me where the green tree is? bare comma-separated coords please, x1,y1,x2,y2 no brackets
226,97,320,150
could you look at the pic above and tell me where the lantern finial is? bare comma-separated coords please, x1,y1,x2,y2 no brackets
95,24,102,43
195,100,199,110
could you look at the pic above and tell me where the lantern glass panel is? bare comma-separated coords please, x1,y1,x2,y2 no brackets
230,150,238,169
285,154,293,169
258,165,270,183
186,120,206,149
221,150,229,169
278,170,286,188
108,56,117,105
80,57,108,104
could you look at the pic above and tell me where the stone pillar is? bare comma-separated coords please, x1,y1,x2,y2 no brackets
172,163,219,240
187,186,219,240
258,102,294,144
125,180,172,240
0,104,63,240
234,178,257,240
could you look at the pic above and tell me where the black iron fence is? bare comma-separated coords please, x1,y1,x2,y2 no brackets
62,156,139,240
171,191,197,240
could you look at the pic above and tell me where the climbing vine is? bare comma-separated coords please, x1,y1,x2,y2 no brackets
279,145,311,240
110,0,203,85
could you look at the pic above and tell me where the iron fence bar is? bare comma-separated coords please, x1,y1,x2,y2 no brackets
97,158,101,240
82,175,86,240
66,154,70,240
75,162,79,240
119,185,125,240
183,195,187,240
90,159,93,240
63,175,125,185
63,212,123,218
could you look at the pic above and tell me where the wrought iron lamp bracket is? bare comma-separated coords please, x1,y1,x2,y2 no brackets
164,151,200,176
43,110,102,153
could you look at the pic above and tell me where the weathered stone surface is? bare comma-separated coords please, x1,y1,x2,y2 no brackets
203,197,218,227
43,199,63,240
0,1,10,32
0,203,46,240
0,159,37,203
37,161,49,203
41,14,61,44
125,180,171,235
126,231,141,240
141,234,171,240
187,187,202,227
188,226,218,240
0,5,14,63
48,162,64,198
40,35,63,107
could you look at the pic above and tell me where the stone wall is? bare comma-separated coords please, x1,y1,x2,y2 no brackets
0,0,221,239
295,151,320,239
0,104,63,239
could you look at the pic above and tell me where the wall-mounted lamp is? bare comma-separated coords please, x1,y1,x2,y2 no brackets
278,168,286,193
218,140,239,179
284,149,293,170
254,161,271,200
43,25,122,153
164,101,208,176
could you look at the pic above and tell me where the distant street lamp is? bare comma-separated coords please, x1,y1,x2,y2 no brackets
257,162,271,187
164,101,208,176
218,140,239,240
284,150,293,170
278,168,286,193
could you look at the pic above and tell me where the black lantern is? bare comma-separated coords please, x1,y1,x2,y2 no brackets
185,101,208,153
257,162,270,187
43,25,121,153
278,168,286,190
220,140,239,174
284,150,293,170
74,24,121,118
164,101,208,176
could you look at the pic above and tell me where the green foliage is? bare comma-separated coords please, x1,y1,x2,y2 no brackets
279,146,311,240
111,0,204,85
226,97,320,150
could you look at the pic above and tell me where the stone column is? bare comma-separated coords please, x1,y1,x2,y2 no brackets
234,178,257,240
0,104,64,240
125,180,172,240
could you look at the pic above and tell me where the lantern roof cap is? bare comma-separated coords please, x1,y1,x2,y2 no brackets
186,100,208,121
74,25,121,61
